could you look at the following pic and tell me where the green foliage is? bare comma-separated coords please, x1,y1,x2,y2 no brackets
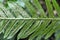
0,0,60,40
